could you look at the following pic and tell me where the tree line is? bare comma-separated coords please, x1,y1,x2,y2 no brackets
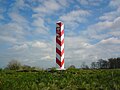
91,57,120,69
1,57,120,71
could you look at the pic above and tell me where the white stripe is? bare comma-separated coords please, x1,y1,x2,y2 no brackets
56,63,64,69
56,63,60,68
56,24,60,28
61,43,64,52
56,43,61,51
61,53,64,62
56,53,64,62
61,24,64,31
61,33,64,41
57,37,60,41
56,43,64,51
56,53,60,61
61,63,64,69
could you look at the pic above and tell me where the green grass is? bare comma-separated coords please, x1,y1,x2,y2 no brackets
0,69,120,90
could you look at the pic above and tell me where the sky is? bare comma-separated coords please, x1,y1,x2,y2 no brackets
0,0,120,69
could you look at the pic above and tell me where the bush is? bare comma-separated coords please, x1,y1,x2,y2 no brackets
0,68,2,71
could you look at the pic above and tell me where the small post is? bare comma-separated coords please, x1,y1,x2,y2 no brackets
56,21,65,70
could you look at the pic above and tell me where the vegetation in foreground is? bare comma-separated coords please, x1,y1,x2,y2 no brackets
0,68,120,90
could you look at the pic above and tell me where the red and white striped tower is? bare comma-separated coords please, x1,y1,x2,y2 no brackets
56,21,65,70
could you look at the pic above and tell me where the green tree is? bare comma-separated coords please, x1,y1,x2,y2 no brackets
22,65,31,70
81,62,89,69
5,60,21,70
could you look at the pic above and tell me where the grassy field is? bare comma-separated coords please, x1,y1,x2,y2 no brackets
0,69,120,90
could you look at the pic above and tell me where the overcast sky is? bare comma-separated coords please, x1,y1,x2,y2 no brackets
0,0,120,68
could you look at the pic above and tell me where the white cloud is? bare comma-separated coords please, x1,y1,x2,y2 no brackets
31,41,47,48
83,15,120,40
65,36,89,49
6,23,24,35
32,18,44,27
60,9,90,22
0,1,31,45
59,9,90,30
72,14,120,64
82,21,112,40
11,0,30,11
0,23,26,44
10,40,50,50
0,12,30,44
99,13,115,21
76,16,120,64
31,0,71,36
108,17,120,37
109,0,120,8
43,0,60,11
99,7,120,21
89,21,112,31
99,0,120,21
99,37,120,44
0,0,56,68
31,0,69,35
32,1,62,35
41,55,52,60
11,44,28,50
112,17,120,29
64,36,92,65
57,0,68,7
65,36,120,66
93,37,120,56
0,15,4,19
14,0,26,7
5,39,55,68
32,17,49,35
77,0,89,5
77,0,104,6
9,12,28,24
33,0,61,15
0,35,17,43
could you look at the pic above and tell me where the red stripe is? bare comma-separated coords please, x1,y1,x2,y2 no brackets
61,49,64,56
56,58,61,67
61,59,64,67
56,38,61,46
61,39,64,46
56,48,64,56
56,38,64,46
60,30,64,37
56,58,64,67
56,48,61,56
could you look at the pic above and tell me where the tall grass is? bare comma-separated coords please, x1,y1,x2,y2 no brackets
0,69,120,90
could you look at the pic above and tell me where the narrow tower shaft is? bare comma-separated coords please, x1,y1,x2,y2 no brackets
56,21,64,69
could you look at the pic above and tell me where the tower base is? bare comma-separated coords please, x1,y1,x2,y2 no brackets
56,68,66,70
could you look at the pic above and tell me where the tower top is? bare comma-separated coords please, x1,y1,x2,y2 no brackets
57,21,63,23
56,21,64,27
